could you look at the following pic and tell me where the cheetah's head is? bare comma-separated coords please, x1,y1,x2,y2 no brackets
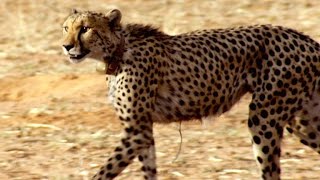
62,9,122,63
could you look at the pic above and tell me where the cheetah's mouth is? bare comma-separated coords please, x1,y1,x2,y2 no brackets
68,50,90,63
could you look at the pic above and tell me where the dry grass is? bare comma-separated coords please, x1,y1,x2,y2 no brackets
1,0,320,179
1,0,319,56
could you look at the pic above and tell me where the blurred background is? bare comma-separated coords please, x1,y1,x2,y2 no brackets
0,0,320,179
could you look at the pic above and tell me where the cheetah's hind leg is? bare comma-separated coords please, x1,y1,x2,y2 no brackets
287,89,320,154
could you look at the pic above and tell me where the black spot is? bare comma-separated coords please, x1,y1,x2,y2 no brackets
132,113,138,119
115,154,122,160
268,154,273,162
275,35,281,42
264,166,271,175
261,110,268,118
125,127,134,133
253,136,261,144
118,161,128,167
262,146,270,154
308,132,316,139
300,44,306,52
300,119,309,126
276,126,283,137
261,125,267,131
273,147,280,156
248,119,253,128
284,58,291,65
276,106,283,114
271,139,276,146
127,149,134,155
122,140,131,148
286,127,293,133
282,33,289,39
115,147,123,151
264,131,273,139
134,139,142,144
274,69,280,76
252,115,260,126
133,129,140,135
269,49,275,57
106,163,113,170
138,107,143,113
139,124,147,130
151,168,157,174
291,78,298,85
311,143,317,148
132,84,137,90
138,155,144,161
283,46,290,52
284,71,291,79
266,83,272,90
257,156,263,164
277,80,283,88
300,139,308,145
265,38,270,45
274,45,281,52
270,108,275,115
295,66,302,73
189,101,195,106
141,166,148,172
271,162,277,172
106,173,117,178
220,96,225,103
309,46,315,53
246,36,253,42
249,103,256,110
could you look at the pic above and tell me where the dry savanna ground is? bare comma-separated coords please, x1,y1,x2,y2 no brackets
1,0,320,179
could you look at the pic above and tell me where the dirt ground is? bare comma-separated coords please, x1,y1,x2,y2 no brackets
1,0,320,179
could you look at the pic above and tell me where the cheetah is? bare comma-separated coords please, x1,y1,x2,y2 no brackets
62,9,320,180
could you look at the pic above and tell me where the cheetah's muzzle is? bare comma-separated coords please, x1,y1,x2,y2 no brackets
69,49,90,60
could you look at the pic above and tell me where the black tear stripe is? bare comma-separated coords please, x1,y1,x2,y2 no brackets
77,26,86,51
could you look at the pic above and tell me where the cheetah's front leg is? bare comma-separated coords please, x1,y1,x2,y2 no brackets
93,66,159,179
138,144,157,180
92,119,155,180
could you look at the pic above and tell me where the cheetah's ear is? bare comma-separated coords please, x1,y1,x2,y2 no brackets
71,8,79,14
106,9,122,31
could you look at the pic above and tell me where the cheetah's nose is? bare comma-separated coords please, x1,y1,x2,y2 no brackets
63,44,74,51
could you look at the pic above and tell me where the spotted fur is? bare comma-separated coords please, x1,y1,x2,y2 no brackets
62,9,320,180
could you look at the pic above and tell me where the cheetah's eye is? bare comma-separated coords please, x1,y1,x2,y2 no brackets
81,26,90,33
63,26,68,32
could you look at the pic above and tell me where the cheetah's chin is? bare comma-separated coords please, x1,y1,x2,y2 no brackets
69,57,86,63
